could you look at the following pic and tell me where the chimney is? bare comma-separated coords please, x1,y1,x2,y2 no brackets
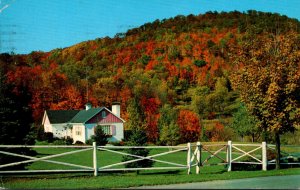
85,103,92,111
112,102,120,117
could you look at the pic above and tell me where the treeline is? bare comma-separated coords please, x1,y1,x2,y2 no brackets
1,10,299,144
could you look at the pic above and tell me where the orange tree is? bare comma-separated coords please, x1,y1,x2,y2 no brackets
231,32,300,169
177,109,201,143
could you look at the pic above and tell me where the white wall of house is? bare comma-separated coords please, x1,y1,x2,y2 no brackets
44,124,52,133
43,115,52,133
72,124,86,143
51,124,69,139
85,123,96,141
84,123,124,142
102,123,124,142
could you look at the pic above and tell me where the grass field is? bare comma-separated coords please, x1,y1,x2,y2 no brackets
1,143,300,189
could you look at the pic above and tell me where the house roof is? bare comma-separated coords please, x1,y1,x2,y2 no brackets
69,107,105,123
46,110,80,124
44,106,125,125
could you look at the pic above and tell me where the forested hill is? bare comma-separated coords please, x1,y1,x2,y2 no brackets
1,10,299,143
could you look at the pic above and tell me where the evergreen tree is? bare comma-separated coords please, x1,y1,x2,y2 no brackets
160,121,180,146
91,125,110,146
0,67,35,170
121,98,153,173
158,104,179,145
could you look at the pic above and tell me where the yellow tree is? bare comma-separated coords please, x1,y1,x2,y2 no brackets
231,32,300,169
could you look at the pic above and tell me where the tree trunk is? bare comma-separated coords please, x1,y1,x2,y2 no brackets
275,132,281,170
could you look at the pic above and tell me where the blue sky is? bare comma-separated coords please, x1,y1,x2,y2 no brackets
0,0,299,54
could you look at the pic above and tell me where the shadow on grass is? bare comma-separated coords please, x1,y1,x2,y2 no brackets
2,172,93,180
139,170,181,175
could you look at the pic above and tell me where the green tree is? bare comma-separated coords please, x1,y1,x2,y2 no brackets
206,77,232,115
231,32,300,169
121,126,153,173
125,97,145,130
157,104,177,129
158,104,179,145
122,98,153,173
90,125,110,146
230,104,259,142
190,86,210,117
160,121,180,146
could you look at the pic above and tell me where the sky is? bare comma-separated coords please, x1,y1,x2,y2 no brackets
0,0,299,54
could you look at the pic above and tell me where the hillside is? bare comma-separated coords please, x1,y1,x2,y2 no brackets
1,10,299,143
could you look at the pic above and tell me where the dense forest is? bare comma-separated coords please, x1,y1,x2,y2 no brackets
1,10,300,145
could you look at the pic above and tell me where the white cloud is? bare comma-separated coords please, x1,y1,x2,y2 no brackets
0,4,9,13
0,0,15,14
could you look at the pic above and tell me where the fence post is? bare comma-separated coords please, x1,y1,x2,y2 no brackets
187,142,191,174
93,142,98,176
227,140,232,172
196,141,201,174
262,141,267,171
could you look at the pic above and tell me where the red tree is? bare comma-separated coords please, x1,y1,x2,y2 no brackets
140,96,161,143
177,110,201,143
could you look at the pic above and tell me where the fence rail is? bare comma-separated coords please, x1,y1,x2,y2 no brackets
1,141,299,176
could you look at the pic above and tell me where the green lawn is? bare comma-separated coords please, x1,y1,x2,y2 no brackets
26,145,228,170
1,145,300,189
3,167,300,189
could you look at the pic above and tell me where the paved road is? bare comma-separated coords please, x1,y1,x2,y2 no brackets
135,175,300,189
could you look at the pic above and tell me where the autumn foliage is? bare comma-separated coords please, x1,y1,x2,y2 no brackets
177,110,201,143
1,11,299,144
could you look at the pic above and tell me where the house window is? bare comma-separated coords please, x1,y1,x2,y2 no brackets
75,127,82,136
101,125,111,135
96,125,116,136
101,111,107,118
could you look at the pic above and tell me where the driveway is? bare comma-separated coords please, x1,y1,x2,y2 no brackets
135,175,300,189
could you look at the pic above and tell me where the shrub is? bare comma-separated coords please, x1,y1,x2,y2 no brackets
74,141,84,145
91,125,110,146
64,136,73,145
108,141,123,146
231,162,261,171
85,139,93,145
35,140,49,145
41,132,54,143
194,59,207,67
124,130,132,141
52,139,66,145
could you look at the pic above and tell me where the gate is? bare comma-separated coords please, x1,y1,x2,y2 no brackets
228,141,267,171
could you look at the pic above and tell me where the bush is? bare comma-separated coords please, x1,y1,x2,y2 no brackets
64,136,73,145
74,141,84,145
124,130,132,141
194,59,207,67
35,140,49,145
85,139,93,145
91,125,110,146
108,141,123,146
230,156,263,171
42,132,55,143
231,162,261,171
53,139,66,145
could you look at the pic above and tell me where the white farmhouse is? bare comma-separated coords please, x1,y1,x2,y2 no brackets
42,102,125,143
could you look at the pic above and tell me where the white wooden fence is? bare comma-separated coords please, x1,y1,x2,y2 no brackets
0,141,298,176
0,144,95,174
